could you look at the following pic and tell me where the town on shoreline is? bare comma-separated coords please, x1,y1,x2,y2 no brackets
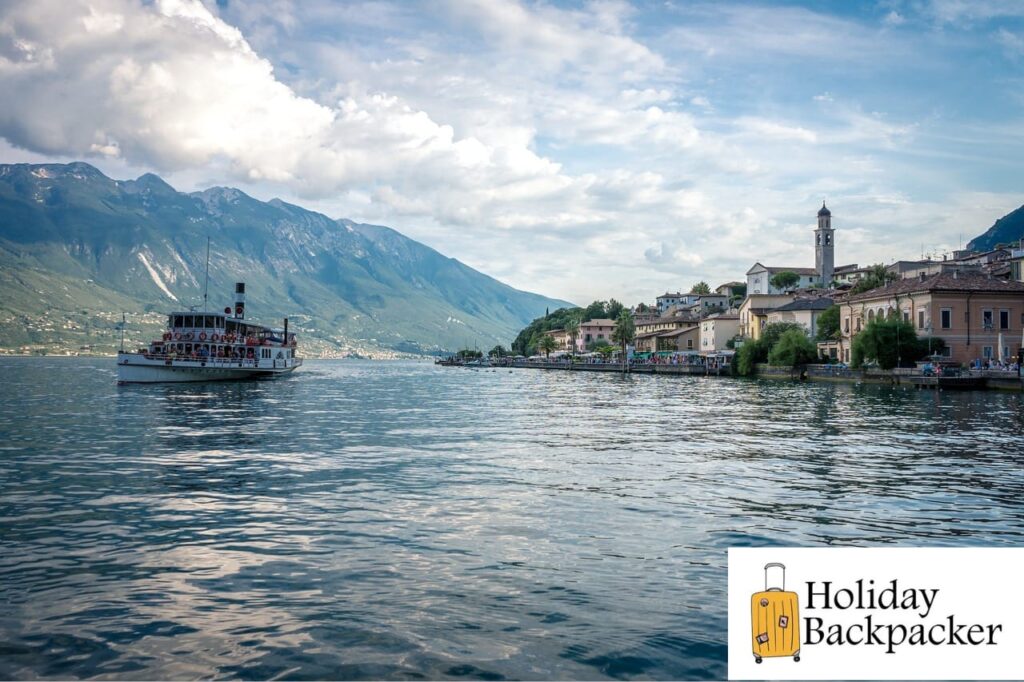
448,203,1024,391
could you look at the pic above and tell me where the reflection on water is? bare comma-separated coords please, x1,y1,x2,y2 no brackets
1,358,1023,679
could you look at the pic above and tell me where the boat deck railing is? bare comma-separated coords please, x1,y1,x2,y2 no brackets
122,351,302,369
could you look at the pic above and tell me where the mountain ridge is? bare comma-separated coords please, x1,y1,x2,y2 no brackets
0,161,571,356
967,204,1024,252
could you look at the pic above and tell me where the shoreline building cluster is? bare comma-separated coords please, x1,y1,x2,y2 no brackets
541,203,1024,367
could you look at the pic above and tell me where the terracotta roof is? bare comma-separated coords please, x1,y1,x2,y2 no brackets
847,271,1024,302
581,318,615,326
658,326,699,337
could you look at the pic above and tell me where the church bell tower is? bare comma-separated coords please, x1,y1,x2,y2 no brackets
815,201,834,286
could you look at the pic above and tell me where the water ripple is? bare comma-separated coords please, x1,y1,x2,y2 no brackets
1,358,1023,679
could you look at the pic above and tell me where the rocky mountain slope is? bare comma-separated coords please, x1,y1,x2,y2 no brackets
0,162,570,356
967,204,1024,252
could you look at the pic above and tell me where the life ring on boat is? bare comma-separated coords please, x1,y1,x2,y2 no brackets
174,332,182,341
211,333,219,342
184,332,193,341
199,332,207,341
163,332,171,341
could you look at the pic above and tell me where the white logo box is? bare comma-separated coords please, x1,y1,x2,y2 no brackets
728,548,1024,680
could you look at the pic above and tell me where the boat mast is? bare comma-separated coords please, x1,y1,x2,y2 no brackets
202,236,211,312
119,312,125,352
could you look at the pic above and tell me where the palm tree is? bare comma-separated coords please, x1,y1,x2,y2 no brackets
611,310,636,373
564,316,581,359
538,334,558,359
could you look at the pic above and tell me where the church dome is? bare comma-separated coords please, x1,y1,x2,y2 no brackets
818,201,831,217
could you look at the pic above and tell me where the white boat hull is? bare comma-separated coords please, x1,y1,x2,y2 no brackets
117,352,301,384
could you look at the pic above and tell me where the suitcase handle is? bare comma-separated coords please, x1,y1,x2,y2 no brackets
764,562,785,591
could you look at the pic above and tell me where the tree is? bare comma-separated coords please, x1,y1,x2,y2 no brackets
852,264,899,294
735,322,808,376
593,342,617,359
611,310,636,371
583,301,607,320
760,322,807,347
816,304,840,342
511,305,587,355
538,334,558,358
606,298,625,320
564,316,581,357
635,302,651,313
690,281,711,295
850,317,944,369
736,339,767,376
489,345,507,358
770,271,801,291
768,329,818,367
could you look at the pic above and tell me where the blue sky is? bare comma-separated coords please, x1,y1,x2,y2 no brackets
1,0,1023,304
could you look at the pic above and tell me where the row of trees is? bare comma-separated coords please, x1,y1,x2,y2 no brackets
735,307,946,375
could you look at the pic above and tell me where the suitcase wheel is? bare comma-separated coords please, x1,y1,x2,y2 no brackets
754,656,762,664
794,655,801,662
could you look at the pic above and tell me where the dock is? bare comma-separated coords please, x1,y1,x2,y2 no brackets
908,375,988,390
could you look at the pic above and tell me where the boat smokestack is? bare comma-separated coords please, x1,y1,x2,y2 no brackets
283,317,288,346
234,282,245,319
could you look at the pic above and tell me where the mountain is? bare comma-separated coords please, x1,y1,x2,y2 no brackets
0,162,571,356
966,204,1024,252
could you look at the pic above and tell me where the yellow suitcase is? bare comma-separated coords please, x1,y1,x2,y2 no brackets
750,562,800,664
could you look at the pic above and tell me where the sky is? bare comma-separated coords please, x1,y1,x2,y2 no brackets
1,0,1023,305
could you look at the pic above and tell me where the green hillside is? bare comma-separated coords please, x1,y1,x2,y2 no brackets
0,162,571,356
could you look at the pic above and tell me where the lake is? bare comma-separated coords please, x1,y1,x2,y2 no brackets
1,358,1022,679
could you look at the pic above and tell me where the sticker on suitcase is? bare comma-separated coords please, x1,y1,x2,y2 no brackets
750,562,800,664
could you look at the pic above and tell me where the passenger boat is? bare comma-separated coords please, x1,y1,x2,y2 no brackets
116,282,302,384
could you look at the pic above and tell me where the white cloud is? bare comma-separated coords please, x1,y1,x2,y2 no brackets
736,118,818,143
0,0,1020,308
996,28,1024,57
883,10,906,26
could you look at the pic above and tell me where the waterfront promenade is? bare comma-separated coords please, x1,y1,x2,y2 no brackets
503,358,1024,391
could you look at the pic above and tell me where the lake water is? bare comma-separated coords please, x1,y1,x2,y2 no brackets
1,358,1023,679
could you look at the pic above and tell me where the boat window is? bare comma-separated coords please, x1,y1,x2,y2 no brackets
174,315,183,328
184,315,193,328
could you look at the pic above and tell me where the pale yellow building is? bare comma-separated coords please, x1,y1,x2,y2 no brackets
738,294,794,339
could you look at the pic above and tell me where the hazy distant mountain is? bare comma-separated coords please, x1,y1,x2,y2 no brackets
967,204,1024,252
0,162,571,355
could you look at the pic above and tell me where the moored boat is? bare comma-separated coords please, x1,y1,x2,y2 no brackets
117,282,302,384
